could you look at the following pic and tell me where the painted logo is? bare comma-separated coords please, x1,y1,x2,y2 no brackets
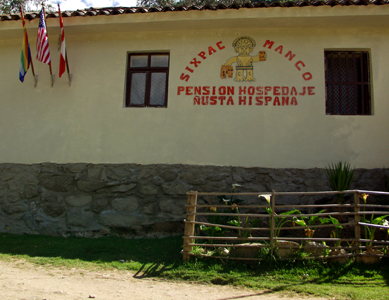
221,36,266,82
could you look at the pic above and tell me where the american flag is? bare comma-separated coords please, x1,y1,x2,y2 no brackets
36,9,51,65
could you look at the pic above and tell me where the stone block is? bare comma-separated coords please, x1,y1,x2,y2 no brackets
42,202,67,218
65,195,92,207
41,175,74,192
139,184,159,195
159,199,186,216
111,197,139,213
160,171,178,182
99,211,142,228
76,179,106,192
161,182,192,195
91,197,109,213
67,209,94,228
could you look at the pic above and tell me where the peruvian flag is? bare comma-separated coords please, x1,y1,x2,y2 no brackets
58,4,66,78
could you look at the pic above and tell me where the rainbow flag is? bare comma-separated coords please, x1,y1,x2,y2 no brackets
19,10,32,82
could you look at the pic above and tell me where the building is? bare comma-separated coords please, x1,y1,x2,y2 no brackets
0,1,388,236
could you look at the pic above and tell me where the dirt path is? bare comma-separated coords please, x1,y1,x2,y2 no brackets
0,260,328,300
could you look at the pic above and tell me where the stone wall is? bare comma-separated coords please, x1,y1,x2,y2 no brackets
0,163,387,238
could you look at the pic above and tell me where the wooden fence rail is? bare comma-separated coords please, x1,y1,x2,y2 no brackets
182,190,389,262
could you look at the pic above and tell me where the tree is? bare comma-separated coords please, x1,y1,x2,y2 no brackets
136,0,250,7
0,0,54,15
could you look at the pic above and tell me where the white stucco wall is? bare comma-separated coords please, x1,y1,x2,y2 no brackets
0,6,388,168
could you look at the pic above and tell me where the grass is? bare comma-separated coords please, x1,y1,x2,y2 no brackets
0,233,388,300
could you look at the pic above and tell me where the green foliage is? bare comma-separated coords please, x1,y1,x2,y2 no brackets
0,0,54,14
327,215,343,247
265,207,301,237
292,209,330,238
325,162,355,202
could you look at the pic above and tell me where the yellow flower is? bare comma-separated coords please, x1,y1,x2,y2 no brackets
231,203,238,211
360,193,369,203
210,207,217,212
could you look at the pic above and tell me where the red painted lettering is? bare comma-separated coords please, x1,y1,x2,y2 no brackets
210,96,217,105
282,86,289,95
216,41,225,50
226,97,234,105
190,58,201,68
264,86,272,95
299,87,306,96
208,46,216,55
239,96,246,105
248,96,252,105
273,86,280,95
239,86,247,95
291,87,298,95
180,74,190,82
285,51,296,61
219,96,226,105
185,66,194,73
303,72,313,81
295,60,305,71
248,86,255,95
265,97,272,106
282,97,289,106
273,97,281,106
308,86,315,95
227,86,234,95
256,86,263,95
291,97,298,105
194,96,200,105
186,86,193,95
177,86,185,95
202,96,208,105
263,40,274,49
203,86,210,95
256,96,263,105
194,86,201,95
219,86,226,95
275,45,283,54
198,51,206,60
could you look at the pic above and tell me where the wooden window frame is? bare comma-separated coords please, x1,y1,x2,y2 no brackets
125,53,169,108
325,50,372,115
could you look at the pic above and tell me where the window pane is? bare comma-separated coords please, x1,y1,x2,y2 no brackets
130,55,148,68
130,73,146,105
150,55,169,67
149,72,167,106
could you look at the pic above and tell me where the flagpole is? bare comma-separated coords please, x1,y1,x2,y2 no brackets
20,7,38,87
65,51,71,86
42,3,54,87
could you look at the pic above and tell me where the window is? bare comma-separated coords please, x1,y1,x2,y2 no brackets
325,51,371,115
125,53,169,107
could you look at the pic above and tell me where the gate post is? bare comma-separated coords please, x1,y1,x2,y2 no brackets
183,192,198,261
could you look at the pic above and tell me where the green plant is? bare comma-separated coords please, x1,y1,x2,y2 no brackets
325,162,355,203
360,193,389,247
227,208,261,238
259,194,301,238
327,215,343,247
293,210,330,238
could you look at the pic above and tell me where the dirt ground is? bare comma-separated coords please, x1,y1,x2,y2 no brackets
0,259,329,300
